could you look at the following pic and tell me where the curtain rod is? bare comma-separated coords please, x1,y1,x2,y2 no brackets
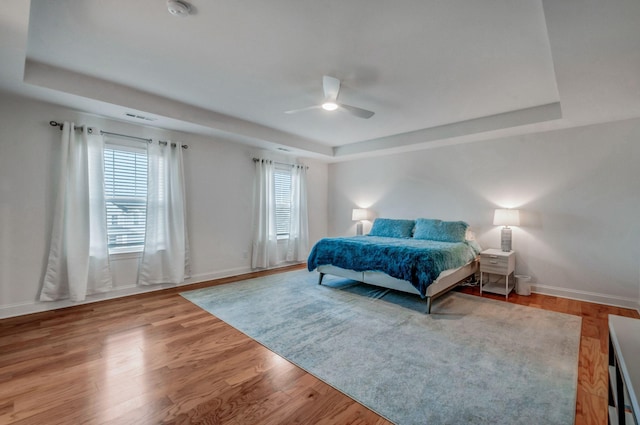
253,157,308,169
49,121,189,149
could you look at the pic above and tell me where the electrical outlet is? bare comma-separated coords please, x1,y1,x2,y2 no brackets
242,251,248,259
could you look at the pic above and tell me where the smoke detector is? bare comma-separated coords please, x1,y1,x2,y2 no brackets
167,0,191,17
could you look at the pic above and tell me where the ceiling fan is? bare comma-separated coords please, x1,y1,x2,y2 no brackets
285,76,375,119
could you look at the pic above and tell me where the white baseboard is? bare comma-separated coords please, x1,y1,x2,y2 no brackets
0,265,262,320
531,284,640,312
184,266,253,285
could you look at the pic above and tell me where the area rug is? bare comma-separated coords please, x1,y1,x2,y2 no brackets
181,270,581,425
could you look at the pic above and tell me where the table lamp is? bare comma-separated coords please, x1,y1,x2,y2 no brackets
352,208,370,235
493,208,520,251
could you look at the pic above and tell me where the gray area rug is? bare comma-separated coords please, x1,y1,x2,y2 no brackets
181,270,581,425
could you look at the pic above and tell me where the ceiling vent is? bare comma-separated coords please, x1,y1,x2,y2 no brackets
125,112,157,122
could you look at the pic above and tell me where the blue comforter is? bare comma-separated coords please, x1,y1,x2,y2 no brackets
307,236,481,296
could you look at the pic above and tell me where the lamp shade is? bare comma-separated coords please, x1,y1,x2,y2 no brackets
493,209,520,226
352,208,370,221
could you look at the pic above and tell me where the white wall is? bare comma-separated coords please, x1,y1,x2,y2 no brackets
0,93,328,317
3,89,638,316
328,119,640,310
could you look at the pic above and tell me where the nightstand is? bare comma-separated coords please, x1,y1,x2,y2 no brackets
479,248,516,299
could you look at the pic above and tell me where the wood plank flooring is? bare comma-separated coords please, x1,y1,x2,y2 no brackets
1,265,638,424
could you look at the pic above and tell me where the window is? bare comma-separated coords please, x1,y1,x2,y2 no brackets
274,167,292,239
104,143,148,252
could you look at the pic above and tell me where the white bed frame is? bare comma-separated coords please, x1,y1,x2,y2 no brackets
317,259,478,313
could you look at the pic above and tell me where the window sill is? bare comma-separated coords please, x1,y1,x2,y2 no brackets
109,247,143,260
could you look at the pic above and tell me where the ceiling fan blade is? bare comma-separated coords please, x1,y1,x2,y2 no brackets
338,103,375,119
284,105,321,114
323,75,341,102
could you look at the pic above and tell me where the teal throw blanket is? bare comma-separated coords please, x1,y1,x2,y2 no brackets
307,236,480,296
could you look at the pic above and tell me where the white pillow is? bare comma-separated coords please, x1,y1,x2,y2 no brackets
465,228,476,241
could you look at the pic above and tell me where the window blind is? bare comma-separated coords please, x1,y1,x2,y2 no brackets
104,146,148,249
274,168,291,237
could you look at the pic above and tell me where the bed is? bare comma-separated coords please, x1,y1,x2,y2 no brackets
307,218,482,313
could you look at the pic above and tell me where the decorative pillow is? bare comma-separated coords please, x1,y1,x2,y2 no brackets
368,218,415,238
465,228,476,241
413,218,469,242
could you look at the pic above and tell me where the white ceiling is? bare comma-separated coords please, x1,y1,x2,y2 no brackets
2,0,640,161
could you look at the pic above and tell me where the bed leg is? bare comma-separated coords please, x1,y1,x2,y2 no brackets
425,297,432,314
318,273,325,285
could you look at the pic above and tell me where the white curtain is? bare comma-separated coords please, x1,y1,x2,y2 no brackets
138,141,190,285
40,122,112,301
285,165,309,262
251,159,278,268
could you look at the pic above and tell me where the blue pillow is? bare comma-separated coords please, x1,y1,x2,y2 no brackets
368,218,415,238
413,218,469,242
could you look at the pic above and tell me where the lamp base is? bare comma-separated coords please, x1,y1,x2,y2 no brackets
501,227,512,251
356,222,363,235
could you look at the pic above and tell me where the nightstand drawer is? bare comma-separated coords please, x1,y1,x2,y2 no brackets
480,253,508,266
480,262,509,274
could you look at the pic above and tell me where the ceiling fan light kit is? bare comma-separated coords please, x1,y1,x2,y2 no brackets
321,102,339,111
167,0,191,17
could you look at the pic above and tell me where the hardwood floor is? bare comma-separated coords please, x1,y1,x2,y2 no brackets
1,266,638,424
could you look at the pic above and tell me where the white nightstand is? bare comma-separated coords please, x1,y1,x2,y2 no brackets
479,248,516,299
